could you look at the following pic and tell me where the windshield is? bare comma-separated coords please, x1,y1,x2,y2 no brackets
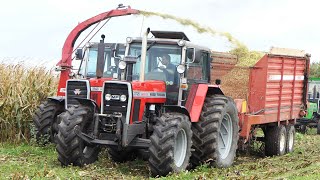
129,43,181,85
79,45,125,78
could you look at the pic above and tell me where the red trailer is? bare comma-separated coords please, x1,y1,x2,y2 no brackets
217,47,310,155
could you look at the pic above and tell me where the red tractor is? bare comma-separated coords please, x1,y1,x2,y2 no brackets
56,29,239,176
33,6,310,177
33,6,239,176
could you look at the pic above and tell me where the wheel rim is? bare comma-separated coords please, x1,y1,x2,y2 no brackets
174,128,187,167
280,131,286,152
288,129,294,150
218,113,233,159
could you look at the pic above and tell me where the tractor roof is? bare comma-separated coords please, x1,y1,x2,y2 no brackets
150,31,190,41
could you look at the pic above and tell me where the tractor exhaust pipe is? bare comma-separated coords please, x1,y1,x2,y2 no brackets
96,34,106,78
139,28,150,82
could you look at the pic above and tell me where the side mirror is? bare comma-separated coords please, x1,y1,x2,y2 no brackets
194,50,202,63
186,48,195,63
75,49,83,60
186,48,202,63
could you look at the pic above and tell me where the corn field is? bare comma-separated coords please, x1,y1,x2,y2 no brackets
0,63,57,142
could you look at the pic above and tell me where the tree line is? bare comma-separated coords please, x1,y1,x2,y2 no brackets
310,62,320,78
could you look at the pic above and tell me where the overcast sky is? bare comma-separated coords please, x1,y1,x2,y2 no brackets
0,0,319,67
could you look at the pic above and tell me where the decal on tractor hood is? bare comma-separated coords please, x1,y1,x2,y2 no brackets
133,91,166,98
91,87,103,91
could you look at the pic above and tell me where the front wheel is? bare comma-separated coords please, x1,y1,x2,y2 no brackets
33,100,63,144
56,105,100,166
148,113,192,177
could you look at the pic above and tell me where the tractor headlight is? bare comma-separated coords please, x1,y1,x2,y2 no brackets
126,37,133,43
177,64,186,74
105,94,111,101
177,40,185,46
120,95,127,102
119,61,127,70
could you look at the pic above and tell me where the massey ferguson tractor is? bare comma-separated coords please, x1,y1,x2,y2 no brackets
33,6,310,177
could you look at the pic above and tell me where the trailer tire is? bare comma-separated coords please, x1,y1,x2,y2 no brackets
190,95,239,168
149,113,192,177
265,125,286,156
317,120,320,135
108,147,136,162
56,105,100,166
33,100,63,144
285,124,295,153
300,124,307,134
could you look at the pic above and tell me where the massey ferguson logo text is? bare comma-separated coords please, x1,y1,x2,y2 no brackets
111,95,120,100
74,89,81,95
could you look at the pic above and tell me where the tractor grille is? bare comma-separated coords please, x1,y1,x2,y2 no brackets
66,80,90,108
102,82,130,118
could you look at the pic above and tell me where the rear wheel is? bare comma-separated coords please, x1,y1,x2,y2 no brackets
190,95,239,168
56,105,100,166
300,124,307,134
33,100,63,144
286,124,295,153
317,120,320,135
265,125,286,156
148,113,192,177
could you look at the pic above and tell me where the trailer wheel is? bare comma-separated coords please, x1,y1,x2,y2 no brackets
108,147,136,162
317,120,320,134
148,113,192,177
265,125,286,156
56,105,100,166
33,100,63,144
286,124,295,153
300,124,307,134
190,95,239,168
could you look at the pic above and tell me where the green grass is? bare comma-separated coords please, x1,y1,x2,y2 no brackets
1,130,320,179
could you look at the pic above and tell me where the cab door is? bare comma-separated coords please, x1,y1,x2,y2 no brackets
180,49,211,107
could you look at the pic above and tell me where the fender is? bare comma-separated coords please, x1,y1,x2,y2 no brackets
185,84,224,122
74,98,100,112
164,105,191,120
207,84,224,95
48,96,65,104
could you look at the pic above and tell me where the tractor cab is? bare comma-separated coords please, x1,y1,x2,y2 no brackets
307,77,320,115
308,78,320,103
117,30,212,105
75,40,125,79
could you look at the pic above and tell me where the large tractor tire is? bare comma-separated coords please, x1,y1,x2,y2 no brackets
108,147,136,163
285,124,295,153
317,120,320,135
190,95,239,168
33,100,63,144
300,124,307,134
56,105,100,166
265,125,287,156
148,113,192,177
